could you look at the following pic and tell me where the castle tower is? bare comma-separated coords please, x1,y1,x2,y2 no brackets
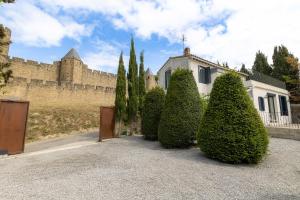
0,26,11,58
59,48,83,84
145,68,157,91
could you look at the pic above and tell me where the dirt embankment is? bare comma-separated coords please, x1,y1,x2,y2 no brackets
26,105,100,142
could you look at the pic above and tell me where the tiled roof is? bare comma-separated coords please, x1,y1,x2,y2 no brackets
62,48,81,61
145,68,153,75
247,71,286,89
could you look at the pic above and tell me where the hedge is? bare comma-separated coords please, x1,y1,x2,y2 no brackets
197,72,269,164
142,87,165,140
158,69,201,148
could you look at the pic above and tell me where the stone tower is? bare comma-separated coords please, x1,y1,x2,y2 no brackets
0,26,11,60
145,68,157,91
59,48,83,84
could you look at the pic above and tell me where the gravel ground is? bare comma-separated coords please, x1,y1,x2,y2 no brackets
0,135,299,200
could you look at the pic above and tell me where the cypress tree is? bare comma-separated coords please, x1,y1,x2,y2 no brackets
138,51,146,113
127,37,138,132
115,52,126,123
240,64,251,75
252,51,272,75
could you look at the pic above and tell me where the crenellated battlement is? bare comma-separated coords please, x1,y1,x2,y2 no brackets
1,29,117,106
9,57,58,70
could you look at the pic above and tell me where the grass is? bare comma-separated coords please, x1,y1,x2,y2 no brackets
26,104,100,142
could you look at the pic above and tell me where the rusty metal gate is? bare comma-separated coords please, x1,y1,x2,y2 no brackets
99,106,115,141
0,100,29,155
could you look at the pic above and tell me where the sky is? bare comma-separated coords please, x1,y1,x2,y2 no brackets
0,0,300,74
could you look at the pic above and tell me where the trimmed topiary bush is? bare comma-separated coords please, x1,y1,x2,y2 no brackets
199,95,209,122
142,87,165,140
158,69,201,148
197,72,269,164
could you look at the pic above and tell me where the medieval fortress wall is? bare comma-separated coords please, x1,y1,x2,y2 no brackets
0,27,116,107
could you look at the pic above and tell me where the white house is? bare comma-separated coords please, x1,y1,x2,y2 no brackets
157,48,292,125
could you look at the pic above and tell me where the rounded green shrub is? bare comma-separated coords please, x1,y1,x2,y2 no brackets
158,69,201,148
197,72,269,164
142,87,165,140
199,95,209,122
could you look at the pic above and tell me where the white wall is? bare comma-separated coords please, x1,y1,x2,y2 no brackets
157,57,189,90
245,80,292,124
189,59,214,95
158,57,291,125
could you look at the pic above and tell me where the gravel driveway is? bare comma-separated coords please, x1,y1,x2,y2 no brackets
0,135,299,200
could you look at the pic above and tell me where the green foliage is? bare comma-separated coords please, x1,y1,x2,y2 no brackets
0,24,10,54
142,87,165,140
0,25,5,39
222,62,229,68
272,45,299,91
198,72,269,164
239,64,251,75
115,52,127,122
199,95,209,122
158,69,201,148
252,51,272,75
0,0,15,3
0,62,12,92
0,24,12,92
138,51,146,113
127,37,138,122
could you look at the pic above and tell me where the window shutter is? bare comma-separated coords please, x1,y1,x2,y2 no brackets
205,67,211,84
199,66,210,84
165,70,171,89
279,96,288,116
258,97,265,111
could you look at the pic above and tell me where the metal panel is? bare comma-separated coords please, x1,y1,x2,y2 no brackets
99,106,115,141
0,100,29,155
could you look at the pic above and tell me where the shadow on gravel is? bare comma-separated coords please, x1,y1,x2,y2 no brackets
120,135,258,168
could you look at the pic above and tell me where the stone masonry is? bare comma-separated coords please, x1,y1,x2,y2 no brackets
0,27,116,107
0,27,156,107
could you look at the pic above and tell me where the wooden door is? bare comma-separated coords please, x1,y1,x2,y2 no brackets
0,100,29,155
99,107,115,141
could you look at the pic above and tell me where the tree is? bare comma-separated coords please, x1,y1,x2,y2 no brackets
127,37,138,133
0,0,15,3
142,87,165,140
198,72,269,164
114,52,127,136
0,0,14,92
138,51,146,113
239,64,251,75
222,62,229,68
199,95,209,122
158,69,201,148
252,51,272,75
0,62,12,92
272,45,299,91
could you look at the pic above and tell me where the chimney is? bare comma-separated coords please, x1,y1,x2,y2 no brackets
184,47,190,57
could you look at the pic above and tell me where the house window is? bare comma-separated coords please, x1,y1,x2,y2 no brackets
198,66,211,84
258,97,265,111
165,70,171,89
279,95,288,116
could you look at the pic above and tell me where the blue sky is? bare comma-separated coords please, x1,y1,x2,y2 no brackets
1,0,299,74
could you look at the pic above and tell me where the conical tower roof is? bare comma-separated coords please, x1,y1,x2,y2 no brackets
62,48,81,61
145,68,153,75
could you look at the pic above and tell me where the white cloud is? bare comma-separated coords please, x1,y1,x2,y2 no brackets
1,0,300,70
83,39,129,73
0,0,92,47
35,0,300,69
